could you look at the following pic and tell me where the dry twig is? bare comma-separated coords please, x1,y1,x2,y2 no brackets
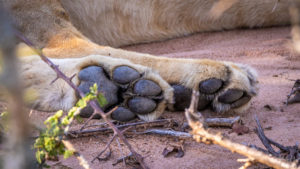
68,119,170,136
92,126,133,163
137,129,191,138
186,91,300,169
69,116,239,138
205,116,240,127
253,116,300,165
91,134,116,163
79,107,118,132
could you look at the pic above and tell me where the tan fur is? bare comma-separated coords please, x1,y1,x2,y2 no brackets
1,0,290,120
60,0,290,47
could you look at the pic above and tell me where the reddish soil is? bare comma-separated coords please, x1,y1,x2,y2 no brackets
13,26,300,168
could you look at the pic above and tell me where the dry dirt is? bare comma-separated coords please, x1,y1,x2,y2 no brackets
8,26,300,169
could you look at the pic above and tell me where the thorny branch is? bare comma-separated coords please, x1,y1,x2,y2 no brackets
186,91,300,169
14,31,148,169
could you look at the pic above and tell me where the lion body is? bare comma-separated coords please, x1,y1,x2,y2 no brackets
60,0,290,47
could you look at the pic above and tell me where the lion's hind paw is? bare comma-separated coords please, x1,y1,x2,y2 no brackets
172,61,258,114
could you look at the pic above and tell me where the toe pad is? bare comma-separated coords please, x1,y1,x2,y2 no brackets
134,80,161,96
111,107,136,122
113,66,140,84
199,78,223,94
218,89,244,104
128,97,157,115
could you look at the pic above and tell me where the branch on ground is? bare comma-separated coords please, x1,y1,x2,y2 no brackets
185,91,300,169
253,116,300,166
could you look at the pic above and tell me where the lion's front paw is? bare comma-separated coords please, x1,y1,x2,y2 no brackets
21,55,173,122
75,56,173,122
171,61,258,113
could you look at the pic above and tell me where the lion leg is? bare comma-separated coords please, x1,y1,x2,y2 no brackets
21,55,173,122
93,47,258,114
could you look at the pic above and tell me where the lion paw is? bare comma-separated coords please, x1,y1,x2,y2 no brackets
171,61,258,113
20,55,173,122
78,65,168,122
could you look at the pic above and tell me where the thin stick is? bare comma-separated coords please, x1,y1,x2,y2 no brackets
91,134,116,163
137,129,192,138
15,31,148,169
79,106,117,132
112,153,132,166
186,91,300,169
80,109,97,132
68,119,170,136
254,116,280,157
205,116,240,127
116,137,126,166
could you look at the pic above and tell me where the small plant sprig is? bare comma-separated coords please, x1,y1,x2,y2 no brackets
34,83,107,165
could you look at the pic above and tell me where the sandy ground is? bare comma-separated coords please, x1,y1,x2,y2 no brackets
5,26,300,169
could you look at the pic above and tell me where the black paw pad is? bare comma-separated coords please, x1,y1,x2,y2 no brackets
134,80,161,96
231,95,251,108
78,66,119,117
199,78,223,94
112,66,140,84
128,97,156,115
111,107,136,122
172,85,210,111
218,89,244,104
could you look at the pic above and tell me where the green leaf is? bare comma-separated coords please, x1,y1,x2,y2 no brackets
36,150,45,164
90,83,98,95
54,110,63,118
76,99,86,108
97,93,107,107
63,150,74,159
61,118,70,126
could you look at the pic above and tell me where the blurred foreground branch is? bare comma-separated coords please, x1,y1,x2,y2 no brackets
185,91,300,169
0,8,35,169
